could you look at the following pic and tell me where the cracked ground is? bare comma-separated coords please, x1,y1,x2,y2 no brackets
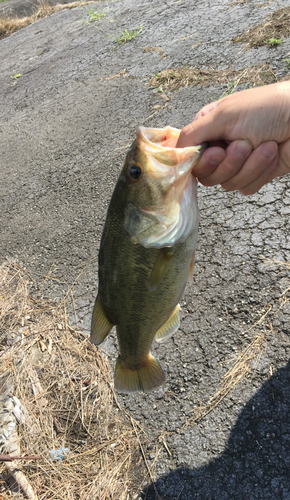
1,0,290,498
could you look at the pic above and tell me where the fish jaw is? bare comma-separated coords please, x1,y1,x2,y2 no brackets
124,126,205,249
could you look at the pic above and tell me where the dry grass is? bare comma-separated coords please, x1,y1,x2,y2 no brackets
143,46,166,57
149,63,281,93
179,333,266,430
99,68,128,81
233,6,290,48
0,0,97,40
0,262,146,499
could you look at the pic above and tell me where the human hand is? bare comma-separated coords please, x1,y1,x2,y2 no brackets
176,82,290,194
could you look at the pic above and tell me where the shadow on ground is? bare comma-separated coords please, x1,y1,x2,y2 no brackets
143,361,290,500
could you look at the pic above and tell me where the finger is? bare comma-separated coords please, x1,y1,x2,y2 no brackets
193,101,219,121
197,139,253,186
192,147,226,178
239,157,278,195
238,146,279,195
176,104,226,148
268,137,290,180
221,141,278,193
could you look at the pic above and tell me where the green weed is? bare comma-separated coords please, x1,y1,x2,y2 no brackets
284,58,290,68
84,7,107,23
264,37,284,47
10,73,22,79
112,25,142,44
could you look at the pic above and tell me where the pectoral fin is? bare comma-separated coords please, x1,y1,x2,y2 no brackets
90,294,114,345
155,304,180,343
149,247,174,291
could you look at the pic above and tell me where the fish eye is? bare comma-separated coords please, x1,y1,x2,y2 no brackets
129,165,142,180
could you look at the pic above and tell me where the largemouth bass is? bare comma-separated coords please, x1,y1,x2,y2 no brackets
91,126,206,393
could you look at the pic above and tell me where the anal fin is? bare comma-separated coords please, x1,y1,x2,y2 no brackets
90,294,114,345
114,353,165,393
155,304,180,343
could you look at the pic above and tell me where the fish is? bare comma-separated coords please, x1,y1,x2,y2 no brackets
90,126,206,393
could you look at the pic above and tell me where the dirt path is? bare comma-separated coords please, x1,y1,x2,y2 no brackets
1,0,290,498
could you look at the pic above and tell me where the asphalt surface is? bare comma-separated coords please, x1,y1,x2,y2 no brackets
1,0,290,498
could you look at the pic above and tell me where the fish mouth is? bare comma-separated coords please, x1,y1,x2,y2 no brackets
137,126,207,180
137,126,207,208
138,126,209,152
138,126,181,149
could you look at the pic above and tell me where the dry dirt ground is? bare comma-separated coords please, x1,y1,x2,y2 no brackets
1,0,290,498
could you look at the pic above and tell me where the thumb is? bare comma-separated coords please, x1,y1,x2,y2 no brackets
176,105,228,148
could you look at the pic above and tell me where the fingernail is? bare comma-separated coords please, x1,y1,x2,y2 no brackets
209,152,225,165
261,141,278,158
235,140,252,157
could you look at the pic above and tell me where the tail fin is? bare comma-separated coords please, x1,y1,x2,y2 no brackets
114,353,165,393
